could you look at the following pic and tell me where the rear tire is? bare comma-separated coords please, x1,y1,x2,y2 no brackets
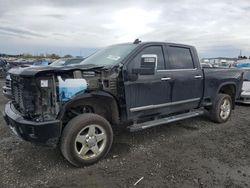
209,94,232,123
60,113,113,167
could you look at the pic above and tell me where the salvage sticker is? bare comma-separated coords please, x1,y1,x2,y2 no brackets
106,55,120,61
41,80,48,87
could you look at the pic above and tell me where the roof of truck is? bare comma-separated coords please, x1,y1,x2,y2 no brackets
131,41,195,48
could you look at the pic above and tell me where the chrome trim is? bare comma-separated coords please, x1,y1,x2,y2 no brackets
157,68,198,72
161,77,171,81
130,98,200,112
194,75,202,79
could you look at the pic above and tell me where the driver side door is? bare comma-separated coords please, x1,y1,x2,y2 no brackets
124,45,172,120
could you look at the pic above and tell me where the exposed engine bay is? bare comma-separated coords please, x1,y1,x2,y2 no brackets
10,68,119,122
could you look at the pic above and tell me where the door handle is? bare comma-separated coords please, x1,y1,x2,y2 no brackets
161,77,172,81
194,75,202,79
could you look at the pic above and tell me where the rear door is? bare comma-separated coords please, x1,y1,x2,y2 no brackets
165,45,203,110
124,45,172,119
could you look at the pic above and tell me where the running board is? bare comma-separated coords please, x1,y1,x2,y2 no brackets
129,110,204,132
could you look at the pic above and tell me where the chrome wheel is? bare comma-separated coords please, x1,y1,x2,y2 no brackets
74,124,107,160
220,98,231,120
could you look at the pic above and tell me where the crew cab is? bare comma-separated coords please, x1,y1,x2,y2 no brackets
3,41,243,167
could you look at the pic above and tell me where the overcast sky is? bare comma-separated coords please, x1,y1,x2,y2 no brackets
0,0,250,58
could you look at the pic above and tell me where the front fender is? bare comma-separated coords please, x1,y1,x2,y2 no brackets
57,91,120,124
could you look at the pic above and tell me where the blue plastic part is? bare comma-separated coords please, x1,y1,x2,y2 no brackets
58,77,87,102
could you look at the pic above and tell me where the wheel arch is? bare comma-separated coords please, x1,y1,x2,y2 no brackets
57,91,120,125
217,82,236,108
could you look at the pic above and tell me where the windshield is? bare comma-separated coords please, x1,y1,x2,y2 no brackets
50,59,66,66
80,44,138,66
243,71,250,81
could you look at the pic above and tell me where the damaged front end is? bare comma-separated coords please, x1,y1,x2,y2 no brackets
11,68,119,122
11,74,58,122
4,65,119,146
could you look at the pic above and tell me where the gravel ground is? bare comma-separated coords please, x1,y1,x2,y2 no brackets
0,79,250,188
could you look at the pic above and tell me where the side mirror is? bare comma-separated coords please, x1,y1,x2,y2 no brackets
132,54,157,75
141,54,157,70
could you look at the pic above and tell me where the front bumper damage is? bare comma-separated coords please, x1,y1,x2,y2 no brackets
3,101,61,147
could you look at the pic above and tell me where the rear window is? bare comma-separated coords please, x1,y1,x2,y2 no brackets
168,46,194,69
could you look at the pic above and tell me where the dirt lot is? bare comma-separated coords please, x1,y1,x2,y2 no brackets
0,79,250,188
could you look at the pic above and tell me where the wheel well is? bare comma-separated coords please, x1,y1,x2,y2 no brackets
218,84,236,107
62,97,120,126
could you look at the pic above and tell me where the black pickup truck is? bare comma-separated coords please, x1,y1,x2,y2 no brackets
3,41,243,166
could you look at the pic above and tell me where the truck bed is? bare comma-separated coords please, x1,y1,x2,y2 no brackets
203,68,243,105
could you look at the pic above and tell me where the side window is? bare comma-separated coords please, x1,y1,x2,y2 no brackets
129,46,165,70
168,46,194,69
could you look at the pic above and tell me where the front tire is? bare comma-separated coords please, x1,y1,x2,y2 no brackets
209,94,232,123
60,113,113,167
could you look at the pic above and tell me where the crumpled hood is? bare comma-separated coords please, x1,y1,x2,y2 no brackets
8,64,105,77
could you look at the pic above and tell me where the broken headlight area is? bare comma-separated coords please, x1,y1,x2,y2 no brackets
11,74,58,122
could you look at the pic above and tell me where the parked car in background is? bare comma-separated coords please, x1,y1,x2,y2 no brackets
235,61,250,68
237,68,250,104
0,59,8,78
50,57,85,67
201,62,213,68
0,67,3,78
33,59,52,66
